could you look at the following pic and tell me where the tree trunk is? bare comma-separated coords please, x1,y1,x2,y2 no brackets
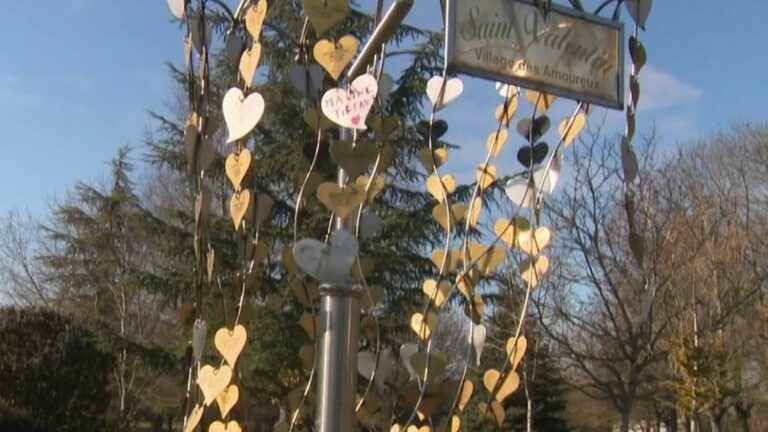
524,375,533,432
620,409,632,432
735,404,751,432
709,408,727,432
667,407,678,432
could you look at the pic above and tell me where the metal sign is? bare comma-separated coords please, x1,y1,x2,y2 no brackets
446,0,624,110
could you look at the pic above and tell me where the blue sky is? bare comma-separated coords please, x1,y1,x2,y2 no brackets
1,0,766,215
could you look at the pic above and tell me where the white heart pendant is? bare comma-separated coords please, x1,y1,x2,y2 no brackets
222,88,265,143
321,74,378,130
426,76,463,111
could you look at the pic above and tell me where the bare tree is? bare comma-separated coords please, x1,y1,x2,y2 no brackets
0,211,52,306
535,125,697,432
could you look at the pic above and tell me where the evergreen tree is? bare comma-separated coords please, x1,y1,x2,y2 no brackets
460,282,571,432
39,148,177,429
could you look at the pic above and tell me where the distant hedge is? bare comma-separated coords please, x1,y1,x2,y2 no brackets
0,307,113,431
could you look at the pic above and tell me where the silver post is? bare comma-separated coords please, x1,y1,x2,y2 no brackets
315,1,414,425
316,126,360,432
316,284,362,432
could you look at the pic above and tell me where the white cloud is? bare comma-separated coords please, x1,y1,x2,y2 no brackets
635,65,702,112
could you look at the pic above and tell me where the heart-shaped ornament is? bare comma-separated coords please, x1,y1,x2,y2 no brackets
458,380,474,412
621,137,639,182
449,415,461,432
245,0,268,39
239,42,262,87
184,114,216,175
299,313,317,339
303,106,334,131
330,139,378,179
559,112,587,147
377,73,394,105
517,116,551,143
229,189,252,230
183,404,203,432
520,255,550,288
432,202,467,232
314,35,359,81
533,161,561,194
467,197,482,228
299,344,314,370
476,165,497,191
216,384,240,418
416,120,448,140
291,279,320,308
167,0,185,18
494,217,531,248
483,369,520,402
506,336,528,371
190,14,211,54
184,112,199,153
473,325,487,366
431,248,462,273
418,147,449,172
356,175,386,203
192,319,207,362
215,324,247,367
625,0,653,29
466,293,485,324
426,76,463,111
495,99,519,127
457,268,480,300
321,74,378,130
505,176,536,208
225,149,252,189
197,364,233,406
301,0,349,36
426,174,457,202
517,226,552,256
357,350,377,379
290,64,325,100
629,36,647,72
316,183,366,218
486,130,509,159
223,88,265,143
478,400,506,426
468,242,507,275
368,115,399,141
496,82,519,98
517,142,549,167
410,351,447,380
422,279,451,308
527,90,557,113
293,230,359,284
225,34,244,68
410,312,438,340
209,420,242,432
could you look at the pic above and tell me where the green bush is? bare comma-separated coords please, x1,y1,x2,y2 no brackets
0,307,113,431
0,399,44,431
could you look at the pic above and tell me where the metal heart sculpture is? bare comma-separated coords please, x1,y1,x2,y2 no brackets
293,230,359,284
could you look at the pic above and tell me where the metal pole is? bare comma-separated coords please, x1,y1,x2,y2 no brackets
347,0,414,81
316,2,413,426
316,126,360,432
315,284,362,432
